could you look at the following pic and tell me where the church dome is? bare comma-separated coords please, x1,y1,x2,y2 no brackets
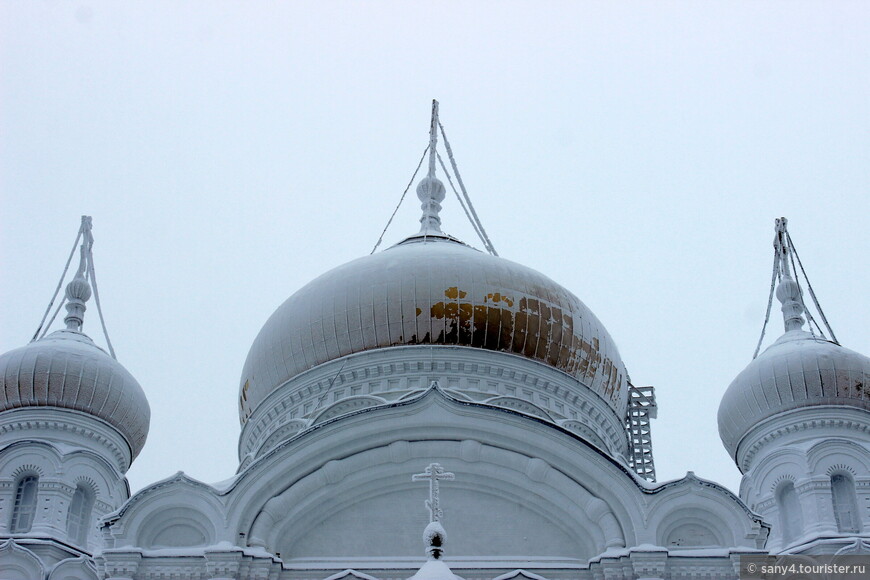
0,329,151,458
718,218,870,463
717,329,870,460
239,234,628,424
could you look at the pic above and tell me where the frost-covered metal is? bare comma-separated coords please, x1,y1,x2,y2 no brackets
0,330,151,458
412,462,455,523
717,330,870,460
0,218,150,459
239,235,629,424
626,384,657,481
719,218,870,462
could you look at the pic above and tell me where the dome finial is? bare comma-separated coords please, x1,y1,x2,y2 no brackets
417,100,446,235
64,216,94,332
773,217,805,333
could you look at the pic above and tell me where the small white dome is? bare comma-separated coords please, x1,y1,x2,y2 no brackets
718,329,870,460
239,235,628,424
0,329,150,458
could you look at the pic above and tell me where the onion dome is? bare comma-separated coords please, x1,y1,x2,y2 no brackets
239,236,628,423
718,218,870,461
0,330,151,458
718,330,870,460
0,217,150,459
239,103,628,425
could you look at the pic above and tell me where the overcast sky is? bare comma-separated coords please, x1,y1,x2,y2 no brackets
1,2,868,497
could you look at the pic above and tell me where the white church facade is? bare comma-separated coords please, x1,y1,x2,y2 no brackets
2,107,869,579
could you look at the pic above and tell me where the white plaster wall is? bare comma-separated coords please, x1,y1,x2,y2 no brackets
0,409,129,551
286,487,588,560
738,407,870,551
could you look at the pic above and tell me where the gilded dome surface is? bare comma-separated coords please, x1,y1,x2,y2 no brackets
239,235,628,423
717,329,870,459
0,329,151,458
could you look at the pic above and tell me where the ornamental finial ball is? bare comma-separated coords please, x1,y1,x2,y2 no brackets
417,176,446,204
65,275,92,303
775,277,801,304
423,521,447,560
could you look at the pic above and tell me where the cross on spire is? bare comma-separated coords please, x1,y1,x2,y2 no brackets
412,463,455,523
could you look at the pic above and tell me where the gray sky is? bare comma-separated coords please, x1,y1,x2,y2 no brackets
1,1,868,496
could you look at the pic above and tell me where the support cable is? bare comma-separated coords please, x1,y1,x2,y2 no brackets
786,240,820,339
436,151,487,247
370,145,430,255
311,358,349,417
786,231,838,344
85,228,117,359
40,298,68,340
753,248,780,359
438,120,498,256
32,228,83,342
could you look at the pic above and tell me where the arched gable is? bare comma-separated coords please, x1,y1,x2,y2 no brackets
0,539,45,580
102,471,227,549
48,556,99,580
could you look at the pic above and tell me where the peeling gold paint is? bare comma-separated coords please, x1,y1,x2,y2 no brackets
413,287,623,406
444,286,468,300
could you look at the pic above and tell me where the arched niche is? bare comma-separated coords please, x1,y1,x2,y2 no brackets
138,506,216,548
775,480,803,545
659,510,726,548
646,474,763,550
831,472,861,534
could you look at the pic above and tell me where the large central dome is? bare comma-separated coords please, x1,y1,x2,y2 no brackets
239,234,628,423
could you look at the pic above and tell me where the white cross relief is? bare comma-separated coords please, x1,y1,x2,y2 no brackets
412,463,455,523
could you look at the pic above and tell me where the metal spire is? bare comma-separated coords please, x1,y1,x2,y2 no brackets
31,216,118,358
753,217,840,358
63,217,94,331
774,217,806,333
416,100,446,235
428,100,439,180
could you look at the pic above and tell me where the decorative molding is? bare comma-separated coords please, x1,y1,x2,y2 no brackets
769,474,797,494
737,407,870,472
0,539,46,578
240,347,627,461
0,407,131,472
10,463,44,478
826,463,858,476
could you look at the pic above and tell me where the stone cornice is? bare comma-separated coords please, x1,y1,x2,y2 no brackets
0,407,131,472
736,407,870,473
92,545,765,580
239,346,627,462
